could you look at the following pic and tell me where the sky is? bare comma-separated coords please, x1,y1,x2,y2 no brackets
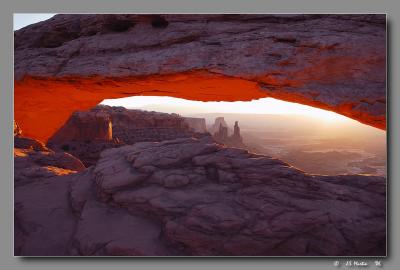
101,96,354,123
13,13,56,30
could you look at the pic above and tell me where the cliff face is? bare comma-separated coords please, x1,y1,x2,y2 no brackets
14,136,386,256
92,105,198,144
14,14,386,142
47,105,207,166
183,117,207,133
231,121,244,145
212,118,246,149
14,124,85,187
14,120,22,136
209,117,229,135
49,110,113,145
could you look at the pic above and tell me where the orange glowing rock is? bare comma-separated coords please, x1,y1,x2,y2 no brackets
14,14,386,142
15,72,268,142
15,70,385,143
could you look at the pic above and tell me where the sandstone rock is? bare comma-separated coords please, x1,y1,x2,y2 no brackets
48,105,208,166
14,120,22,136
14,136,48,152
94,105,204,145
14,150,85,186
14,136,386,256
209,117,229,135
49,139,121,167
213,119,246,149
183,117,207,133
48,110,112,146
14,173,78,255
14,14,386,142
70,199,170,256
14,136,85,186
131,139,219,168
214,123,228,141
232,121,242,142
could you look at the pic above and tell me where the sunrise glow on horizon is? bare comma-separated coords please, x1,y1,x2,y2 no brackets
101,96,353,123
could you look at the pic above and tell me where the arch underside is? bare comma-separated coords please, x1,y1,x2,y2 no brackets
14,14,386,142
15,70,385,143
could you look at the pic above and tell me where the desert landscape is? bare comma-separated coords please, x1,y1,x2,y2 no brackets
14,14,386,256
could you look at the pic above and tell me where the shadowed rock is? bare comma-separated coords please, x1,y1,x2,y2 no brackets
14,122,85,187
47,105,209,166
49,110,113,145
14,136,386,256
209,117,229,135
183,117,207,133
14,144,85,187
14,120,22,136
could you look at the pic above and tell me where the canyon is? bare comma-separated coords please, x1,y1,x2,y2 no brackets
13,106,387,256
47,105,250,167
47,105,208,166
14,128,386,256
212,119,246,149
13,14,387,257
14,14,386,142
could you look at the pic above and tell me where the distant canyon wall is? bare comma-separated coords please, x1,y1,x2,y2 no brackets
14,14,386,142
183,117,207,133
47,105,208,166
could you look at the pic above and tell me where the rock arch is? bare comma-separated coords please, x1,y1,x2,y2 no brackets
14,14,386,142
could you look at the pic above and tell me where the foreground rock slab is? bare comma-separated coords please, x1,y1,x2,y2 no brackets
15,137,386,256
14,136,85,187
